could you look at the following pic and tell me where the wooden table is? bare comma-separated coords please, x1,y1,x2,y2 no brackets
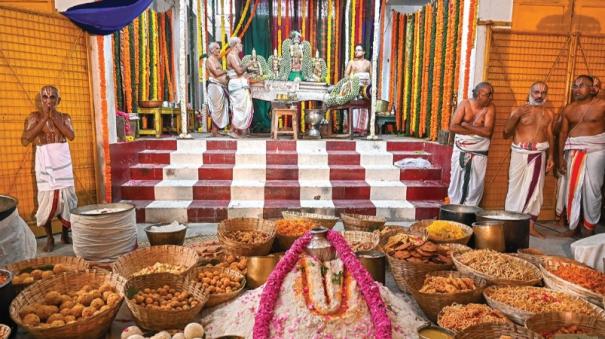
327,99,370,139
137,107,195,138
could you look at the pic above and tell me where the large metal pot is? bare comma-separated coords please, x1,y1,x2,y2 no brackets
439,204,482,226
476,210,531,253
0,195,17,222
0,269,16,333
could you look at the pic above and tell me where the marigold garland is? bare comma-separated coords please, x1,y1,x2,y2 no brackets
395,13,405,131
419,4,432,137
462,0,478,99
403,14,414,134
114,30,123,110
424,3,437,139
452,0,464,105
430,0,445,140
436,0,449,131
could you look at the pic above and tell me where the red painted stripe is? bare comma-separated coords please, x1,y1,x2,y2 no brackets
566,150,586,222
188,200,229,222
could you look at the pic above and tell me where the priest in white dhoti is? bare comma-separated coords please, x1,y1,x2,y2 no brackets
503,82,555,237
447,82,496,206
22,85,77,252
205,42,230,137
345,44,372,135
226,37,254,138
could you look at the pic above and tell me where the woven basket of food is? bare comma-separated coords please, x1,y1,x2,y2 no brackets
483,285,605,325
437,303,511,334
0,324,10,339
383,233,457,292
340,213,386,232
540,256,605,307
377,225,409,252
408,271,487,322
454,322,540,339
124,272,208,331
9,270,126,339
525,312,605,339
342,231,380,253
281,211,338,229
6,256,89,293
275,218,317,251
218,218,276,256
186,235,224,265
187,266,245,307
452,249,542,286
112,245,199,279
410,219,473,245
200,253,248,276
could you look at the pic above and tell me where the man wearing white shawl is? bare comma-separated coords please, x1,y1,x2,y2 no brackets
345,44,372,135
226,37,254,138
558,75,605,237
503,82,555,237
22,85,77,252
206,41,229,137
447,82,496,206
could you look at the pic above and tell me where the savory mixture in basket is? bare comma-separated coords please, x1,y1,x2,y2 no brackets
195,269,244,295
223,230,271,244
204,254,248,275
18,283,120,328
549,263,605,295
426,221,467,241
455,249,540,281
189,239,224,261
384,233,452,264
484,286,602,317
437,303,509,332
541,325,592,339
132,262,188,277
347,239,376,252
129,285,199,311
276,218,317,237
12,264,75,285
418,274,476,294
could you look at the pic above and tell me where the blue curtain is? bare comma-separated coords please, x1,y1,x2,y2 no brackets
62,0,153,35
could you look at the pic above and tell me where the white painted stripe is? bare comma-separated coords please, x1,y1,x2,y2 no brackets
299,180,332,201
356,140,387,153
177,139,207,152
170,152,205,166
298,140,329,205
145,200,191,223
366,179,406,200
373,200,415,220
363,165,400,181
230,180,266,201
232,165,266,181
233,140,266,202
227,200,264,218
154,180,196,200
163,165,199,180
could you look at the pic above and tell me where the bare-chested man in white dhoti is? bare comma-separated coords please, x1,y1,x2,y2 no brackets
226,37,254,138
447,82,496,206
345,44,371,135
558,75,605,237
503,82,555,238
206,42,229,137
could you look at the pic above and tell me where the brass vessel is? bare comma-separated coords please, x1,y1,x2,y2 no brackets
305,227,335,261
356,250,385,283
246,253,283,289
472,221,505,252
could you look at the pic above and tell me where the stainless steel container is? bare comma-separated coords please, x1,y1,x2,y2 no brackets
476,210,530,252
356,250,385,284
304,109,324,139
439,204,482,226
472,221,506,252
305,227,336,261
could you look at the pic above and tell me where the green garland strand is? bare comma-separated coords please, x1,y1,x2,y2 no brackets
165,13,172,100
139,14,145,100
436,0,449,134
114,30,124,111
128,22,137,112
425,3,437,138
404,14,414,135
413,8,425,137
150,12,157,101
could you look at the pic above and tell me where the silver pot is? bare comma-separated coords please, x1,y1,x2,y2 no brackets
305,109,324,139
305,227,335,261
476,210,530,253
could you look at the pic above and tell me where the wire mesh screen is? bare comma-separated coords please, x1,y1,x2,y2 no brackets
0,6,97,227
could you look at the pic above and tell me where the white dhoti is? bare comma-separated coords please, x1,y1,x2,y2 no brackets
227,72,254,130
35,143,78,227
352,72,370,133
560,132,605,230
448,134,491,206
207,78,229,129
505,142,549,219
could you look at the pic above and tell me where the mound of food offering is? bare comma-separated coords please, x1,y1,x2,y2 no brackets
188,239,224,262
18,283,121,328
275,218,316,237
223,230,271,244
548,263,605,295
419,274,476,294
540,325,593,339
12,263,75,285
426,221,467,241
384,233,453,264
484,286,604,318
128,285,200,311
437,303,510,333
455,249,541,282
131,263,188,277
202,254,248,275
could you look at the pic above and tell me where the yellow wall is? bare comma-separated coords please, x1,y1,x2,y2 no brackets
513,0,605,34
0,1,55,13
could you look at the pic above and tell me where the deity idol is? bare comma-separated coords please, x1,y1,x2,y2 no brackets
288,31,304,81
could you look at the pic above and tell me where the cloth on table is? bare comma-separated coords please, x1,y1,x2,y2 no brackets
447,134,491,206
505,142,549,219
560,132,605,230
571,233,605,272
207,78,229,129
227,71,254,130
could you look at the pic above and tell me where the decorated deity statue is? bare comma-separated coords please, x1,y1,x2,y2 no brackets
247,48,263,76
308,50,327,82
289,31,304,81
270,49,281,78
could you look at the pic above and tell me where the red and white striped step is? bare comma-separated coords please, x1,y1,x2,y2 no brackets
116,139,448,223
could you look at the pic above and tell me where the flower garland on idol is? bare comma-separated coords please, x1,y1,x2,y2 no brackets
252,230,392,339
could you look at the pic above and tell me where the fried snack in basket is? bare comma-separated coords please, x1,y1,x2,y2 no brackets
426,221,466,241
437,303,510,332
419,274,476,294
275,218,316,237
132,263,187,277
385,233,452,265
549,264,605,295
223,230,271,244
456,249,540,281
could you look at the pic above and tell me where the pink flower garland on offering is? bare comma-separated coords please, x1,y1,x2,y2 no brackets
253,230,392,339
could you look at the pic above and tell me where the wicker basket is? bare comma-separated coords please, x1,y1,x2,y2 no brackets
454,322,540,339
525,312,605,338
9,270,126,339
452,251,542,286
483,286,605,325
0,324,10,339
124,272,207,331
408,271,487,322
5,256,90,293
112,245,199,279
342,231,380,252
540,257,604,307
187,266,245,307
218,218,276,256
340,213,386,232
377,226,409,252
410,220,473,245
387,254,454,293
281,211,338,229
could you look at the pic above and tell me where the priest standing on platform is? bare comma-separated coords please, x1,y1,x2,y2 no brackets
226,37,254,138
447,82,496,206
206,42,230,137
